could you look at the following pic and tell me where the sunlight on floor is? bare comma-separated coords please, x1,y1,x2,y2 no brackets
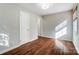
55,39,68,52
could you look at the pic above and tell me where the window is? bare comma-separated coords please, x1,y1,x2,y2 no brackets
55,20,67,39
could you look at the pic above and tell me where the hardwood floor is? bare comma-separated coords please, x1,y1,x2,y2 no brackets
2,36,78,55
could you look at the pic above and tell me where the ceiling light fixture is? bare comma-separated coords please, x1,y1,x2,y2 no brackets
37,3,51,10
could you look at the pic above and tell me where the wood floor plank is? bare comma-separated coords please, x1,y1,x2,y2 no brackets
2,36,78,55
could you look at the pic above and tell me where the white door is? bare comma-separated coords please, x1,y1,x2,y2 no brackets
30,14,38,41
20,11,30,44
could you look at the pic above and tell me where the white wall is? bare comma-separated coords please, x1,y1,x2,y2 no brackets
40,11,73,41
0,4,20,53
73,4,79,54
0,4,42,54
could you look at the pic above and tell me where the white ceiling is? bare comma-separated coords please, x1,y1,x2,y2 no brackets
18,3,74,16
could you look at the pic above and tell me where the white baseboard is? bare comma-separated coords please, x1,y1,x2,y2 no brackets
39,35,72,41
73,40,79,54
39,35,53,39
0,44,21,54
0,38,37,54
